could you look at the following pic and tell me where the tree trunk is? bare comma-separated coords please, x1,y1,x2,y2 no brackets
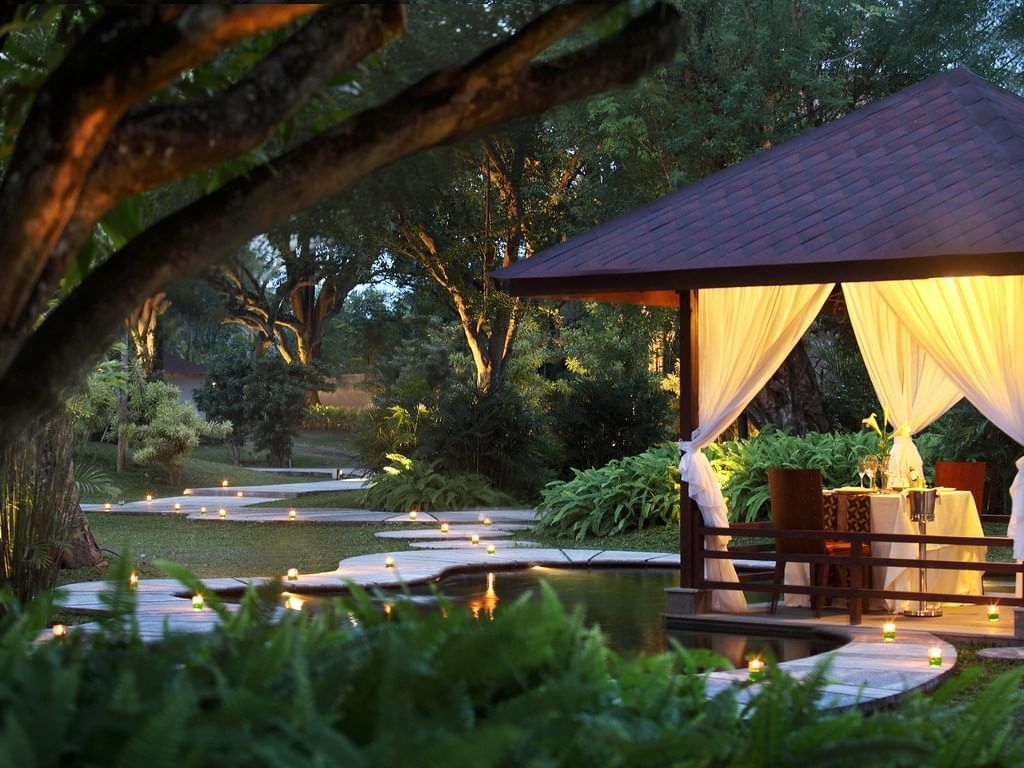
61,460,106,569
746,341,829,435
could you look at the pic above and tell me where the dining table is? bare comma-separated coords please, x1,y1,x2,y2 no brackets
783,488,986,612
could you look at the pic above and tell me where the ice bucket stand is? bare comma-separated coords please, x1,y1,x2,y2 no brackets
904,487,942,618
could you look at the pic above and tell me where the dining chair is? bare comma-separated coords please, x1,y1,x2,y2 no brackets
768,468,867,619
934,461,987,515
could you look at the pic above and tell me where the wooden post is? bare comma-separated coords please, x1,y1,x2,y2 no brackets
678,289,702,589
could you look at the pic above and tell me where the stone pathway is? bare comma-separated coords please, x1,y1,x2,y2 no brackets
978,646,1024,661
62,481,960,710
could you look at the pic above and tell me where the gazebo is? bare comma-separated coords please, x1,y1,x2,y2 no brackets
495,67,1024,622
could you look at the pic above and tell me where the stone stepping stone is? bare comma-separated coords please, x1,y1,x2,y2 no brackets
978,647,1024,661
409,539,540,549
376,527,514,540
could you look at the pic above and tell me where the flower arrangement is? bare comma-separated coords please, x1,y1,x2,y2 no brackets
861,410,894,457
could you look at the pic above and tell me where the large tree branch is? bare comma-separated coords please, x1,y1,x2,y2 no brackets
0,5,317,336
43,4,406,298
0,2,683,441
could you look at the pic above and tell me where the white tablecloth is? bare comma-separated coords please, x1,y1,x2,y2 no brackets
783,490,985,611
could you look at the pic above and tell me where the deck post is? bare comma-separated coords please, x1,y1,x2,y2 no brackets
677,288,704,594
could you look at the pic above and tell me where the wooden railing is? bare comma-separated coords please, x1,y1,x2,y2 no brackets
695,523,1024,625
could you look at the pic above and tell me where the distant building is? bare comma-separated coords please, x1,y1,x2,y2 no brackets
161,353,207,407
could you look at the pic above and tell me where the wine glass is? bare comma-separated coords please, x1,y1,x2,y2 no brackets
857,457,869,489
865,455,879,491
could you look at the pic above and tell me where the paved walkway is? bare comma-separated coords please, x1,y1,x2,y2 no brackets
63,481,959,710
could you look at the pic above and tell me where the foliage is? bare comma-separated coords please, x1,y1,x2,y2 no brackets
418,385,557,498
363,453,514,513
129,397,230,486
706,429,880,523
0,418,77,603
303,404,360,433
193,345,252,462
354,404,426,472
11,562,1024,766
71,462,120,501
536,444,680,541
550,370,672,474
805,316,881,431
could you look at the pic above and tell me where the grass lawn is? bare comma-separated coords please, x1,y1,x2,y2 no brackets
190,430,360,469
59,513,412,586
76,442,305,503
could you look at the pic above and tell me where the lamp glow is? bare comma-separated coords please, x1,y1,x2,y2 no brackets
145,494,153,502
129,571,139,589
882,621,896,642
748,658,765,680
218,508,227,519
483,517,492,527
103,502,111,511
236,491,243,498
471,534,480,545
51,623,67,638
192,594,205,611
287,567,299,581
221,479,229,487
928,645,943,667
173,503,181,511
289,509,297,520
183,488,192,495
987,604,1000,622
285,595,305,611
408,510,417,521
440,523,449,534
200,506,207,515
385,556,395,569
486,544,496,556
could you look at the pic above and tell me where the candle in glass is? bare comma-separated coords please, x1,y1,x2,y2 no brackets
748,658,765,680
987,604,1000,622
882,621,896,641
928,645,943,667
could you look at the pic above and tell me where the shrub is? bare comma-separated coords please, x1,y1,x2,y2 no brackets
354,404,425,471
706,429,879,522
549,371,673,473
418,386,558,498
304,403,360,432
363,453,515,512
129,397,231,485
4,562,1024,766
536,443,680,540
0,418,78,603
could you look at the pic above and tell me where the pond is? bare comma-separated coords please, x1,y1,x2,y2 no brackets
390,566,842,666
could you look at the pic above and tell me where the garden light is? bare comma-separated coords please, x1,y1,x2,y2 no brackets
129,571,139,590
486,544,496,556
221,480,229,487
385,556,395,569
747,658,765,680
173,503,181,511
289,509,297,520
287,568,299,581
285,595,305,611
200,506,207,515
882,621,896,642
192,594,204,611
471,534,480,545
103,502,111,511
408,510,417,521
218,508,227,519
441,523,449,534
928,645,943,667
51,623,67,638
236,491,243,498
987,604,1000,622
483,517,492,527
145,494,153,502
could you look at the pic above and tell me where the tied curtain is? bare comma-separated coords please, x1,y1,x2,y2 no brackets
870,276,1024,558
844,282,963,483
679,283,833,611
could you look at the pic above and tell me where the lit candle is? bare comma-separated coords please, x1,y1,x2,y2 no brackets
747,657,765,680
200,506,207,515
928,645,943,667
192,594,204,611
103,502,111,511
221,480,229,487
408,510,417,521
483,517,492,527
440,523,449,534
486,544,496,556
384,556,395,569
285,595,305,611
218,508,227,519
987,604,1000,622
129,571,139,589
183,489,192,496
236,491,243,498
289,509,297,520
145,494,153,503
287,567,299,581
471,534,480,545
173,503,181,511
51,623,67,638
882,621,896,642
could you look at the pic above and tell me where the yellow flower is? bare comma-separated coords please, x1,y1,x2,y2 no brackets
861,412,882,436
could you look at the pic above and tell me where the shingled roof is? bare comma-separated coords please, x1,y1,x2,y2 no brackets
494,68,1024,306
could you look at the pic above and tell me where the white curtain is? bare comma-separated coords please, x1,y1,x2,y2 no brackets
844,282,963,483
871,276,1024,557
678,283,834,611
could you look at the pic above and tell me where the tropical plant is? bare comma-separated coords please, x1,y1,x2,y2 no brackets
0,418,78,603
706,429,880,523
129,399,231,485
72,461,121,501
5,560,1024,766
536,443,680,541
354,404,425,472
363,453,514,513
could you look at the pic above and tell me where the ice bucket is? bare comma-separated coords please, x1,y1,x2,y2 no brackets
907,487,937,523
